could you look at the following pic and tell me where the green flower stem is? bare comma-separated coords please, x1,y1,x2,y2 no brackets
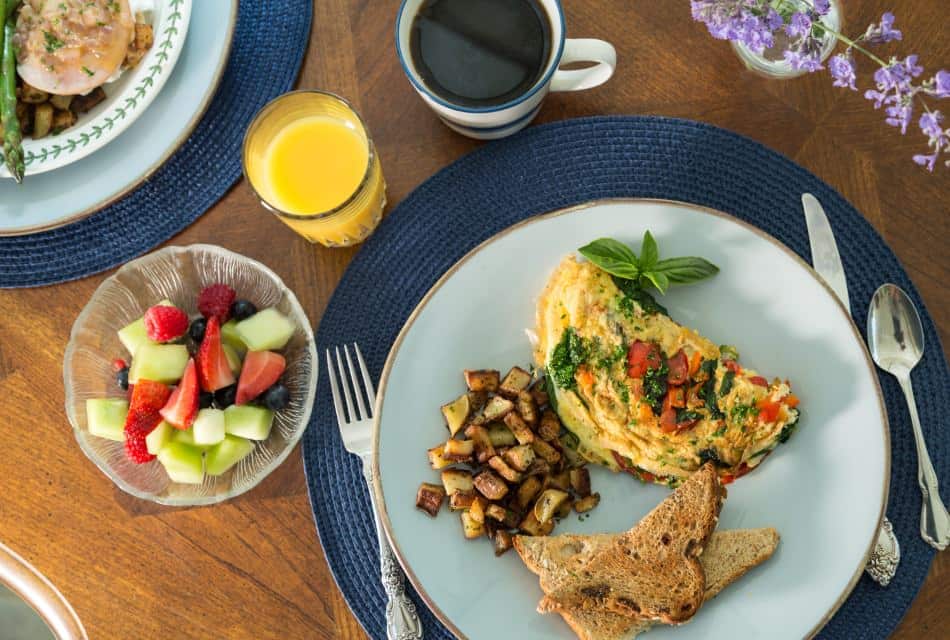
770,0,889,68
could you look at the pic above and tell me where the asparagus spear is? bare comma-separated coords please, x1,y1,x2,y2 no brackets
1,4,24,183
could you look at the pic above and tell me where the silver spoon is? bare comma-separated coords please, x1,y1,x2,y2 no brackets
868,283,950,550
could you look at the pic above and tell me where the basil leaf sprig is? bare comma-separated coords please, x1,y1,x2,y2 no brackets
578,231,719,294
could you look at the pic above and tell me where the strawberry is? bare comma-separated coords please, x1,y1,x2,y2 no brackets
124,379,171,435
198,284,236,323
125,430,156,464
236,351,286,405
144,305,190,342
197,317,236,392
160,358,200,429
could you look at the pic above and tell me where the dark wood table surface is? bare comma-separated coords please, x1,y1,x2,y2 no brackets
1,1,947,638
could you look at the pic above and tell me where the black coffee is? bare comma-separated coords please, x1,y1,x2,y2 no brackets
409,0,552,108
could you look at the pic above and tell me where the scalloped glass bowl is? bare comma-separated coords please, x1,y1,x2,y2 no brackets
64,244,317,506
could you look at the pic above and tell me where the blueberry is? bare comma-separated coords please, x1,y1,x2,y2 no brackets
188,318,207,343
263,384,291,411
116,367,129,391
230,299,257,322
199,392,214,409
214,384,237,409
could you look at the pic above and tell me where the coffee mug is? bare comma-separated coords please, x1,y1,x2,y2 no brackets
395,0,617,140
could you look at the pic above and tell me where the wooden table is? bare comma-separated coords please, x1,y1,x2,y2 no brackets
1,1,947,638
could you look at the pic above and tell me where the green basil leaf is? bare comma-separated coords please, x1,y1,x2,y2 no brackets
642,270,669,294
652,257,719,284
639,230,659,270
578,238,640,279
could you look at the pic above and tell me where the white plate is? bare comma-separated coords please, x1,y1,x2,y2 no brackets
373,200,888,640
1,0,192,179
0,0,235,234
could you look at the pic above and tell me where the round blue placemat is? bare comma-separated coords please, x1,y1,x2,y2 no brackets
302,116,949,640
0,0,312,289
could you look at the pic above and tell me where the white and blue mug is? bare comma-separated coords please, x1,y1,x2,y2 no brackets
395,0,617,140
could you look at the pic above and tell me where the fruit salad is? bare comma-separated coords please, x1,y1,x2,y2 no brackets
85,284,298,485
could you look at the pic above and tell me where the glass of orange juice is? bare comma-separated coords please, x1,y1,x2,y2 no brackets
242,91,386,246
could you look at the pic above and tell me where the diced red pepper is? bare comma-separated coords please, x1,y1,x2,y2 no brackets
721,473,736,485
756,397,782,423
668,386,686,409
749,375,769,387
688,351,703,377
659,408,679,433
785,394,800,408
639,469,656,483
723,360,742,374
676,415,701,430
667,349,689,385
627,340,662,378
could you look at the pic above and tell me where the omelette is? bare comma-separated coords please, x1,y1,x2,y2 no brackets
534,256,800,486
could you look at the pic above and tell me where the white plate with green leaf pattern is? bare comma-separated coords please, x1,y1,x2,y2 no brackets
0,0,192,180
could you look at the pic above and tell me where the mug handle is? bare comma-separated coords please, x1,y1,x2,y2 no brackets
550,39,617,92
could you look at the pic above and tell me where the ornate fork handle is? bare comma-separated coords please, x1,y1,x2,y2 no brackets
363,462,423,640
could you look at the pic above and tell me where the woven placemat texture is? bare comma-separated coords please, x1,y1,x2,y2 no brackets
302,116,949,639
0,1,312,289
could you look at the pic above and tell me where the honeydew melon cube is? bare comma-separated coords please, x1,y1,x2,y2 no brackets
205,434,256,476
224,404,275,441
192,408,226,446
157,442,205,485
146,421,174,455
235,308,295,351
117,299,175,356
85,398,129,442
171,428,210,450
221,320,248,356
128,344,189,384
222,344,242,375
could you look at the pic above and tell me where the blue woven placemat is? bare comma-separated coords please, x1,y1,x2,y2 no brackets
302,116,949,639
0,0,312,289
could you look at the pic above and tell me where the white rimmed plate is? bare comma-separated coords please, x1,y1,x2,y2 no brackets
373,199,888,639
1,0,192,179
0,0,234,235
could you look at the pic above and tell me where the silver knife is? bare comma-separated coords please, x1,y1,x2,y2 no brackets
802,193,900,586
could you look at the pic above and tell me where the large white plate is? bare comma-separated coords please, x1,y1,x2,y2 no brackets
0,0,235,234
374,200,888,640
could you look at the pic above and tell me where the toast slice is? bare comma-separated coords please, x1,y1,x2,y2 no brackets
537,463,725,623
515,528,780,640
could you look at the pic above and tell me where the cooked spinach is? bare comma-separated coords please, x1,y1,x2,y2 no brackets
779,411,800,443
698,359,724,419
642,363,669,414
612,276,669,317
549,327,588,390
719,370,736,397
698,448,729,468
676,409,703,423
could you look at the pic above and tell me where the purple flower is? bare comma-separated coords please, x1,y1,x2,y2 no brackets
919,111,944,139
885,102,913,134
786,12,812,38
765,8,784,31
865,12,902,44
784,49,823,72
811,0,831,15
829,54,857,90
913,111,947,171
933,70,950,98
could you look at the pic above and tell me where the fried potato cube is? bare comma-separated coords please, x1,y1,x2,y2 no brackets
503,444,536,472
482,395,515,422
441,393,471,437
546,470,571,492
473,471,509,501
469,496,488,524
467,390,489,413
415,483,445,517
442,438,474,462
464,423,496,463
20,82,48,104
516,475,543,509
449,490,476,511
486,423,517,447
499,366,533,398
49,94,73,111
463,369,500,392
503,412,535,445
441,469,474,496
493,529,514,556
461,511,484,539
519,510,555,536
488,455,523,483
32,103,53,139
516,391,538,426
574,493,601,513
531,439,561,465
70,87,106,114
51,108,77,133
427,445,454,470
534,489,570,524
530,385,550,408
570,467,592,497
525,458,551,477
538,410,562,441
486,504,520,529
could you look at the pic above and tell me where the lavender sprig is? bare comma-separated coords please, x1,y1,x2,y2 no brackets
691,1,950,171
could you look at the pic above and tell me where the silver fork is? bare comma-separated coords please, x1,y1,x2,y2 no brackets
326,344,423,640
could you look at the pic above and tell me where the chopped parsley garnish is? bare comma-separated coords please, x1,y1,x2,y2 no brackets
597,343,627,370
549,327,588,390
613,378,630,404
82,66,95,77
719,344,740,361
730,403,760,422
43,31,65,53
711,426,727,437
642,363,669,414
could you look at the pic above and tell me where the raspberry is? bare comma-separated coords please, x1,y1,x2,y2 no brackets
125,430,155,464
144,305,189,342
197,284,236,323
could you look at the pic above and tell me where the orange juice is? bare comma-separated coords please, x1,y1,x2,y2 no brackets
243,92,387,246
